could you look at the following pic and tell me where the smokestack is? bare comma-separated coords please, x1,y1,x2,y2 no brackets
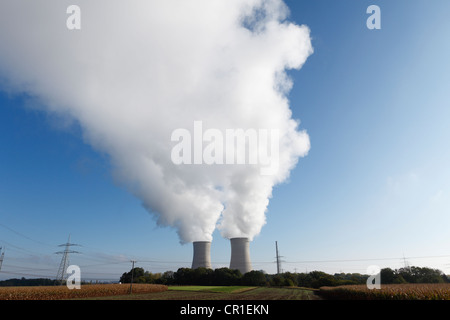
229,237,252,274
191,241,212,269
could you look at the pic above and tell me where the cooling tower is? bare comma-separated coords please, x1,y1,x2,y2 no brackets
191,241,212,269
229,237,252,274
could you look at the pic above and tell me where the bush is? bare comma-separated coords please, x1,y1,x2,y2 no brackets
242,270,267,286
311,274,337,289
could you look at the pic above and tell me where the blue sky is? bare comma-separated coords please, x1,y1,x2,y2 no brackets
1,1,450,281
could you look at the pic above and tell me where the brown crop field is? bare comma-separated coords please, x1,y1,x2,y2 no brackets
319,284,450,300
0,284,167,300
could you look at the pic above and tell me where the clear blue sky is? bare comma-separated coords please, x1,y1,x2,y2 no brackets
1,0,450,281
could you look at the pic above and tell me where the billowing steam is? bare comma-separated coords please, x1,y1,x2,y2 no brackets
0,0,312,243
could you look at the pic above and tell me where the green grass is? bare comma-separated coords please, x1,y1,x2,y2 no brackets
79,286,321,300
168,286,256,294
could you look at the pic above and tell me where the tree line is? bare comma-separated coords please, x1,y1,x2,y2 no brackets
0,277,58,287
380,266,449,284
119,265,449,288
1,265,446,287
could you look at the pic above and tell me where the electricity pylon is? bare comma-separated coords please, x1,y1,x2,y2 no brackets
0,247,4,272
55,235,80,285
275,241,285,274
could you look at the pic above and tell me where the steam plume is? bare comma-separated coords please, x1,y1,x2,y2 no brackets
0,0,312,243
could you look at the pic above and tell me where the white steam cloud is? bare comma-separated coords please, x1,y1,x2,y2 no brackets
0,0,312,243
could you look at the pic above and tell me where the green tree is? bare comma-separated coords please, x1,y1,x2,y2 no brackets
393,274,407,284
174,268,195,285
160,271,175,285
310,274,337,288
193,267,214,285
213,268,242,285
380,268,395,284
309,271,329,281
120,267,145,283
282,272,298,287
297,273,313,288
242,270,267,286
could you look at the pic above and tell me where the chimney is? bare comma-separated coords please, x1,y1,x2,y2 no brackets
229,237,252,274
191,241,212,269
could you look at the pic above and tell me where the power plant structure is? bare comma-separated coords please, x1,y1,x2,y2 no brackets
229,237,252,274
191,241,212,269
190,238,253,274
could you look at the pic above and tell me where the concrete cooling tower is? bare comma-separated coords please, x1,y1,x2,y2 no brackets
191,241,212,269
229,237,252,274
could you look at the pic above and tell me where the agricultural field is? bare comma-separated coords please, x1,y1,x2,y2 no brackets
0,284,167,300
86,286,321,300
6,283,450,300
319,283,450,300
0,284,319,300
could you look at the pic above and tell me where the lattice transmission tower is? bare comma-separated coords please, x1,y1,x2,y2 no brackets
0,247,4,272
55,235,80,285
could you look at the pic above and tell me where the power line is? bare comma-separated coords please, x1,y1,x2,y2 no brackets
0,223,53,247
0,239,49,256
0,270,56,278
285,255,450,264
1,230,449,279
78,261,130,268
1,263,55,272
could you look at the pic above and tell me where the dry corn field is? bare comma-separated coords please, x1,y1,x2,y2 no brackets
0,284,167,300
319,284,450,300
